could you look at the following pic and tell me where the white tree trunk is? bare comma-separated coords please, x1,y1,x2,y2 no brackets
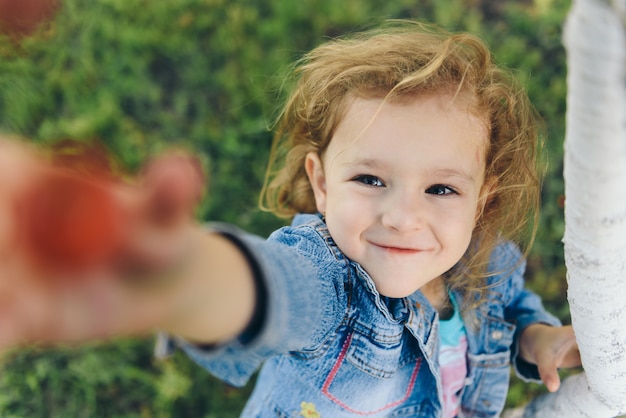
504,0,626,416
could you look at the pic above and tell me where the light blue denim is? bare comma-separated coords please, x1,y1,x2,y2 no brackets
176,213,560,417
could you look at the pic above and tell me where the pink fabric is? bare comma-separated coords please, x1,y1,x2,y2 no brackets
439,335,468,418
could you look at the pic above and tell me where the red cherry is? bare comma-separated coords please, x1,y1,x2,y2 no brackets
16,169,125,273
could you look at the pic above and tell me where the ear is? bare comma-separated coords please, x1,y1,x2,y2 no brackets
476,176,497,223
305,151,328,214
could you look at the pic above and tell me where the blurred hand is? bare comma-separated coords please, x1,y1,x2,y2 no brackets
0,137,205,351
519,324,582,392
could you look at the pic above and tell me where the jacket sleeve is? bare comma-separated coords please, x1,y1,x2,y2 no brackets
164,222,348,387
491,242,562,382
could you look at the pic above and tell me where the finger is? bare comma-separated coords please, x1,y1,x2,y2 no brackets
14,272,141,345
109,154,204,279
0,139,41,255
562,346,582,368
551,326,581,369
535,353,561,392
540,367,561,392
0,295,24,351
0,271,50,350
141,153,205,227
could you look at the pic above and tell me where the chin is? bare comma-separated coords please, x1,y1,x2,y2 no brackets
376,286,418,299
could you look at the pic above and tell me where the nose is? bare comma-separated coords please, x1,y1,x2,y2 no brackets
380,189,426,232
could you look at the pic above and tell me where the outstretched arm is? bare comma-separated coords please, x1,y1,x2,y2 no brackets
0,138,257,351
154,230,256,344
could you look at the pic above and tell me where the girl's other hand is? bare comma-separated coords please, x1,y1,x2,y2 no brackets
519,324,582,392
0,138,205,351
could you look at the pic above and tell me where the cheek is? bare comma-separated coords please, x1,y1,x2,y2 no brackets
439,206,477,248
326,189,375,223
324,196,365,245
461,214,478,251
315,196,326,214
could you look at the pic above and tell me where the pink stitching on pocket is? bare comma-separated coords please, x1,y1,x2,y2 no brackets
322,332,422,415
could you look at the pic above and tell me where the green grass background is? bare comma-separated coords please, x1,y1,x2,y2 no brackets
0,0,573,416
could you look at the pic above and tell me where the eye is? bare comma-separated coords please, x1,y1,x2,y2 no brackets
352,175,385,187
426,184,457,196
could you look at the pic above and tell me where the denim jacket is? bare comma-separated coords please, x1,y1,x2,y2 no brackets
174,214,560,417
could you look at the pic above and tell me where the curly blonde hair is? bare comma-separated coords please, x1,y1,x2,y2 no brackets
260,21,543,300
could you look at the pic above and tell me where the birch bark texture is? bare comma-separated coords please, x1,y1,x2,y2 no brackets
504,0,626,416
562,0,626,413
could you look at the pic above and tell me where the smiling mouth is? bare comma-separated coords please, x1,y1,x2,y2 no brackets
371,242,426,255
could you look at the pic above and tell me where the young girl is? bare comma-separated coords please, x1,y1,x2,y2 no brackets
0,22,580,418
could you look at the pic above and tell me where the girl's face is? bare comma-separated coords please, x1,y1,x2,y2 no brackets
305,94,489,298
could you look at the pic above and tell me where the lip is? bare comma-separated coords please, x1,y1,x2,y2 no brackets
369,241,428,255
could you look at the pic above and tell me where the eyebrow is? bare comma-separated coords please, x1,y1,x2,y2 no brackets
344,159,476,183
431,168,476,183
342,158,387,170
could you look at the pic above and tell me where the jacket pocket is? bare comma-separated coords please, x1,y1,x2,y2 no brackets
461,317,515,417
321,331,423,415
